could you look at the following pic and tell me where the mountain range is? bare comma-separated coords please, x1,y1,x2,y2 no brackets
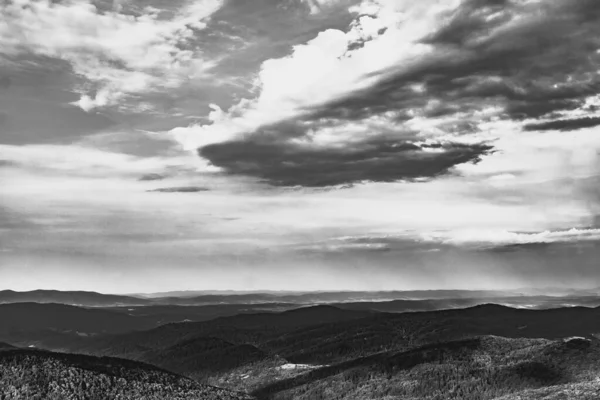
4,290,600,399
5,288,600,308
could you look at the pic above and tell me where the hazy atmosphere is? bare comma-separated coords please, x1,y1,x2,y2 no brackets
2,0,600,293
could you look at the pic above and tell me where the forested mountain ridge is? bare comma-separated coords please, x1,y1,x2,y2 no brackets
251,336,600,400
0,349,254,400
4,304,600,399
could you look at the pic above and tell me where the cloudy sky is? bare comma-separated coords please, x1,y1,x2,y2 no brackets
1,0,600,293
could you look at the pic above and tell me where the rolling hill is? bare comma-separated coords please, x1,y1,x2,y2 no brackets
142,336,271,382
0,342,16,351
74,305,374,357
252,335,600,400
0,348,254,399
259,304,600,365
4,301,600,399
60,304,600,394
0,302,158,349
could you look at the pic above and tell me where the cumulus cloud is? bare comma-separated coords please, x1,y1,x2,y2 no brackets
4,0,600,292
0,0,223,111
170,0,600,189
171,0,437,150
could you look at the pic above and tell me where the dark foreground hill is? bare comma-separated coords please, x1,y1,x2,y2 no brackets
0,349,254,400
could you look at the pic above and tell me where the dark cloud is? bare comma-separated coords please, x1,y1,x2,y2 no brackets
139,173,167,181
201,0,360,79
523,117,600,132
147,186,210,193
196,0,599,187
200,137,492,187
312,0,600,123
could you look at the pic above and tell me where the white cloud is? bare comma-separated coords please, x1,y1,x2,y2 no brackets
0,0,223,111
421,228,600,247
301,0,348,14
171,0,457,150
0,143,199,178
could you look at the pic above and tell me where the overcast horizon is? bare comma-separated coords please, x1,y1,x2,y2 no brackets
1,0,600,293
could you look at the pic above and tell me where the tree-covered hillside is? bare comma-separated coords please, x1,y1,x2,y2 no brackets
252,336,600,400
0,349,254,400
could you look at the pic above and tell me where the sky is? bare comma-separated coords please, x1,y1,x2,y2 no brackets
1,0,600,293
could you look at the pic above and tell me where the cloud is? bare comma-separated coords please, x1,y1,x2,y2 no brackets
319,0,600,123
293,233,443,253
147,186,210,193
0,143,195,179
139,173,167,181
199,135,492,186
171,0,425,150
523,117,600,132
421,228,600,248
3,0,600,292
171,0,600,189
0,0,223,111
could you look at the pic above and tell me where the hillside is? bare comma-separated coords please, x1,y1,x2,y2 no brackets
106,303,299,324
252,336,600,400
65,306,371,382
260,304,600,365
0,342,16,351
142,336,270,381
0,349,254,400
4,303,600,399
0,302,159,348
61,304,600,395
75,305,373,356
0,302,303,350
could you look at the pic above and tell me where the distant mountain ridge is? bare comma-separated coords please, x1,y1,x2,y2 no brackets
0,289,150,306
4,288,600,308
